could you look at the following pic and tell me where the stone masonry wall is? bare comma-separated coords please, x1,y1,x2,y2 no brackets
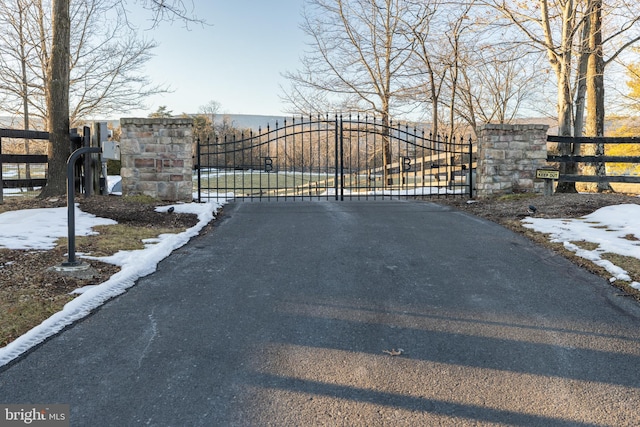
476,124,549,198
120,118,193,202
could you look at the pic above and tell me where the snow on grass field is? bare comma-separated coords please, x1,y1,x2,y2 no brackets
522,204,640,290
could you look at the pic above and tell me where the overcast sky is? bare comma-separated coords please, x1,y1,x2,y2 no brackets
127,0,307,118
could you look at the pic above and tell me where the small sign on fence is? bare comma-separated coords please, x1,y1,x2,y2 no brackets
536,169,560,180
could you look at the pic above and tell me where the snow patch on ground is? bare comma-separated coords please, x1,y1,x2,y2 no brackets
2,198,639,368
522,204,640,289
0,198,229,367
0,205,116,250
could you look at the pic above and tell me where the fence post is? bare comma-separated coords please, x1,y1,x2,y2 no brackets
339,116,345,201
196,138,201,203
0,136,3,204
476,124,549,198
120,118,194,201
83,126,92,197
468,136,474,198
334,115,339,201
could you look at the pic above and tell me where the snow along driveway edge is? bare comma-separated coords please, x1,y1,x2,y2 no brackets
0,200,227,368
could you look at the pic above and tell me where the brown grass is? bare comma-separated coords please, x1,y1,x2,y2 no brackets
0,222,186,347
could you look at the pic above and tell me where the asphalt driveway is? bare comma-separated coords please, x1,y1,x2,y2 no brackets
1,200,639,426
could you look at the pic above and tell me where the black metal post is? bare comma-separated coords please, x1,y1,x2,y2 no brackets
339,117,345,201
82,126,91,197
196,138,202,203
334,116,339,201
468,137,474,198
63,146,101,267
0,136,3,204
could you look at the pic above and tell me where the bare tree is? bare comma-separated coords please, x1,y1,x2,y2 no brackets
582,0,612,192
0,0,39,183
121,0,202,27
284,0,415,117
573,3,590,139
0,0,173,195
198,100,221,117
482,0,585,192
484,0,640,193
1,0,168,124
283,0,416,184
405,2,543,138
401,0,450,138
456,46,547,134
38,0,202,197
584,0,640,192
620,47,640,112
405,3,471,188
191,99,221,144
68,3,166,123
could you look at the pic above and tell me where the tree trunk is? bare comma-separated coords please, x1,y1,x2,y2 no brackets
554,1,578,193
428,64,439,139
555,60,578,193
574,9,590,139
585,0,612,192
18,0,32,188
381,111,392,186
40,0,70,198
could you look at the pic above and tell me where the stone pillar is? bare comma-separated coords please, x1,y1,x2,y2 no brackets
120,118,193,202
476,124,549,198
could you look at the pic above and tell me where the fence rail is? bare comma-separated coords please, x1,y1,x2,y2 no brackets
546,135,640,184
1,154,48,164
0,129,50,201
0,129,49,140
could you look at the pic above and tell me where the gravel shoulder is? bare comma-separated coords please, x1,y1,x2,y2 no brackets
432,192,640,224
433,192,640,301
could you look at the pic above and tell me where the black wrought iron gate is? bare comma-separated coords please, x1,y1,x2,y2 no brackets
196,115,475,201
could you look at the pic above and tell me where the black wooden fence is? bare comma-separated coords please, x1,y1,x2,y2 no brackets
0,129,49,202
547,135,640,184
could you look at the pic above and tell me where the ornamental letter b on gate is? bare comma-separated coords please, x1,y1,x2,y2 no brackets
264,157,273,172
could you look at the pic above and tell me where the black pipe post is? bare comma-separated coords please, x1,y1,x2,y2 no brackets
82,126,92,197
339,117,345,201
0,136,3,204
334,115,339,201
468,136,474,198
196,138,202,203
63,146,101,267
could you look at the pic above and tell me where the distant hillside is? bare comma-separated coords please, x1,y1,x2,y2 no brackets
0,116,40,128
512,117,558,135
219,114,563,133
4,114,638,137
0,114,296,132
213,114,290,131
